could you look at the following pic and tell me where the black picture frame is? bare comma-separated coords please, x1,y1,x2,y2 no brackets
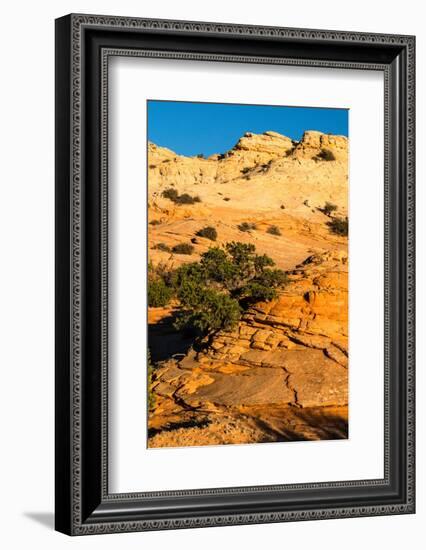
55,13,415,535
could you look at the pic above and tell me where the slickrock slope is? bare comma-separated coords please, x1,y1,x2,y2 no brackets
148,251,348,447
148,130,348,271
148,130,348,217
147,130,348,447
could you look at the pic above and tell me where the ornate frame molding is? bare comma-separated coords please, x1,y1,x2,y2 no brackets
55,14,415,535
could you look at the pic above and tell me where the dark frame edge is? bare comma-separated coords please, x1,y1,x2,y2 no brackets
55,13,416,536
55,14,73,536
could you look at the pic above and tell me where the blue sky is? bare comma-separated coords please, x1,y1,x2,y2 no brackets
147,100,348,157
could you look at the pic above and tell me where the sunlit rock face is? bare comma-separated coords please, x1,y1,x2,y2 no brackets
147,131,349,448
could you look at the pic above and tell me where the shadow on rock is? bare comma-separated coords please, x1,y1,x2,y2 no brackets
148,310,196,362
148,417,211,438
251,407,348,442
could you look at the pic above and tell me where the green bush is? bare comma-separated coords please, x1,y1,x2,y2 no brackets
226,241,254,266
237,222,256,232
162,188,201,205
226,243,275,279
160,241,289,336
175,193,201,205
196,226,217,241
317,148,336,161
328,216,349,236
162,187,179,201
253,253,275,275
196,153,205,159
322,201,338,216
233,269,288,304
148,279,174,307
200,247,239,288
241,166,251,174
237,282,277,303
153,242,171,252
148,260,175,286
173,240,287,312
267,225,281,236
175,286,241,334
172,243,195,255
256,268,288,288
172,261,205,286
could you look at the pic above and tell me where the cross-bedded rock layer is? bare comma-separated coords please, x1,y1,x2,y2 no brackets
148,252,348,447
147,130,348,447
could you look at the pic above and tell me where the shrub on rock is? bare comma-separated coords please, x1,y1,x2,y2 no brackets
196,226,218,241
162,188,201,205
237,222,256,232
328,216,348,236
322,201,338,216
153,242,171,252
172,243,194,255
267,225,281,236
148,279,173,307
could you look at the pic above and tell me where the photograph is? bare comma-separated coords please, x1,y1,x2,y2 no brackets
147,100,349,448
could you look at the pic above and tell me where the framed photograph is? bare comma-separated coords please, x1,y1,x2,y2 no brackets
55,14,415,535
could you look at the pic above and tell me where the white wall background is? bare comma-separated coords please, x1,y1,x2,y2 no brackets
0,0,423,548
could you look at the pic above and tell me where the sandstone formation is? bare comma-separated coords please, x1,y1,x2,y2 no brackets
148,251,348,447
148,130,348,217
147,130,349,447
